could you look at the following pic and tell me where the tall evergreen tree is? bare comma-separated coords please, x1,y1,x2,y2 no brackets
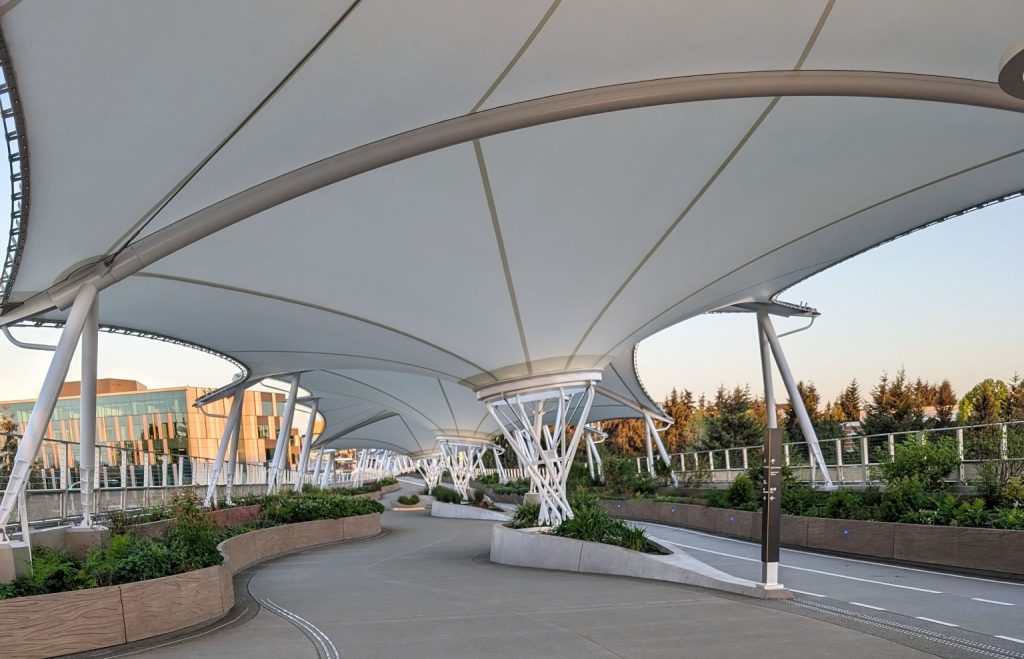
862,369,924,435
1006,374,1024,422
836,378,863,422
934,379,958,427
701,385,764,450
959,378,1009,425
784,381,843,442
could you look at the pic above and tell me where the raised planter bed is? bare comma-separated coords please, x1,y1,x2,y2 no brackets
431,500,510,521
600,498,1024,579
0,512,382,658
490,523,789,599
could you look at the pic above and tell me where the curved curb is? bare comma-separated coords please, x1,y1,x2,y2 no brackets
489,523,790,600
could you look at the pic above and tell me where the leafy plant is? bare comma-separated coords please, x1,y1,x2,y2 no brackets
875,434,959,492
824,489,864,520
726,474,758,510
507,501,540,529
397,494,420,505
431,486,462,504
879,476,927,522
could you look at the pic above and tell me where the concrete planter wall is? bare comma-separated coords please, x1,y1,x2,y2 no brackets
431,500,510,521
0,512,381,658
490,524,788,599
601,499,1024,578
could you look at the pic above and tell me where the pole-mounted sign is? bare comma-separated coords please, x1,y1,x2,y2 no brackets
760,427,784,589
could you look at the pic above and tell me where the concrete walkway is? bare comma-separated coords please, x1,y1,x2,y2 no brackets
131,495,946,658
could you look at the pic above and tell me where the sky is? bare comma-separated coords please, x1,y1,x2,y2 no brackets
0,196,1021,409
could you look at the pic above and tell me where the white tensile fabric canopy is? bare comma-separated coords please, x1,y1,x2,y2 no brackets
1,2,1023,456
305,347,667,454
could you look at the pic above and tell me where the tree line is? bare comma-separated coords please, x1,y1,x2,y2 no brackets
601,369,1024,456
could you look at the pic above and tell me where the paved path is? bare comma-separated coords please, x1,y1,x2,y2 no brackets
132,490,950,658
634,520,1024,652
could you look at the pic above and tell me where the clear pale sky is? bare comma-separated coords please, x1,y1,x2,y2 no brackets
0,196,1021,408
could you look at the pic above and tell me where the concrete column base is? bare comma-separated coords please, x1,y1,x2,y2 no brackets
524,492,541,505
0,541,31,582
66,526,110,559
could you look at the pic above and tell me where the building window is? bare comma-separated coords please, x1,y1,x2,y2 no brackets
257,424,270,440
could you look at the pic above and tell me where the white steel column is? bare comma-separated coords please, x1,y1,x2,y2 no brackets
0,284,98,535
439,439,488,501
204,390,244,507
294,399,319,492
644,423,655,476
79,293,98,527
486,380,597,526
311,450,325,483
757,313,833,488
267,374,300,493
319,450,334,488
224,407,243,504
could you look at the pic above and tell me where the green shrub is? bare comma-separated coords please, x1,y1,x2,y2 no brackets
507,501,540,528
431,486,462,504
726,474,758,510
876,434,959,492
379,477,397,486
703,490,730,508
21,547,83,596
397,494,420,505
493,478,530,496
1002,477,1024,508
781,483,826,517
260,490,384,524
603,457,637,495
81,534,175,587
990,507,1024,530
472,489,485,505
629,473,662,496
879,476,927,522
163,489,223,571
551,497,651,553
476,474,500,485
825,489,864,520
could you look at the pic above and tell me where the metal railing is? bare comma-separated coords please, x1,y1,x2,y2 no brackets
634,420,1024,486
0,433,316,530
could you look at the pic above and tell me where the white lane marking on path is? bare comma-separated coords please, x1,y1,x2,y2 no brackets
973,597,1016,606
661,540,943,593
261,598,340,659
997,635,1024,645
790,589,826,598
635,521,1024,590
850,602,887,611
915,616,960,627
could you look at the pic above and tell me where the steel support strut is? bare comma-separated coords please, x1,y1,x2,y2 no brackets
757,312,833,488
438,440,489,502
204,390,244,507
415,455,443,494
294,399,319,492
0,285,97,535
267,374,300,493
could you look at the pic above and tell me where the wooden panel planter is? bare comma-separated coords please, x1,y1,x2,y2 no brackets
601,499,1024,579
0,512,381,658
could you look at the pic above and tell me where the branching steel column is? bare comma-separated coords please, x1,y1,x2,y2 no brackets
294,399,319,492
79,294,98,527
267,374,300,493
204,390,244,507
0,284,97,535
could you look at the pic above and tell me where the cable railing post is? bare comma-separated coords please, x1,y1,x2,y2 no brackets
1001,423,1009,460
835,439,843,484
957,428,966,483
887,434,895,460
742,447,749,471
